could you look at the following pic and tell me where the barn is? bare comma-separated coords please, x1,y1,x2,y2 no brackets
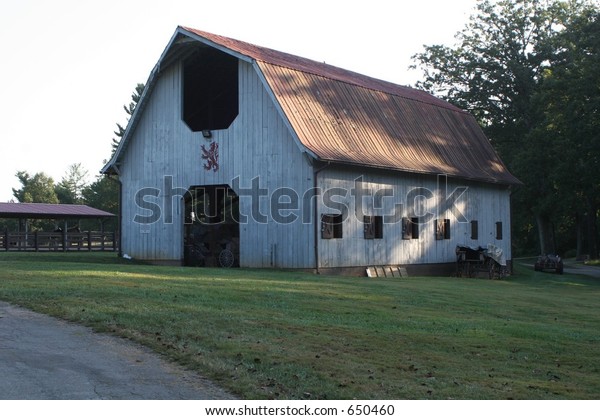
102,26,520,275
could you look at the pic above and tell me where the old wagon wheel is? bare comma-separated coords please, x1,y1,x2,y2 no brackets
218,249,235,268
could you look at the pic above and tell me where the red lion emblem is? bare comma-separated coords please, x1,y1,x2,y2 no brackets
201,142,219,172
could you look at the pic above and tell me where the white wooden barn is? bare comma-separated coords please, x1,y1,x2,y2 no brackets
102,27,520,275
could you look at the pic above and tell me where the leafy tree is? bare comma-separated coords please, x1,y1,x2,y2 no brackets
55,163,89,204
411,0,599,256
111,83,145,154
81,176,118,214
12,171,59,204
533,10,600,257
11,171,59,231
81,175,119,231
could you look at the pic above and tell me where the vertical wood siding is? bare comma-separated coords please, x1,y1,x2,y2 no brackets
119,60,315,267
118,56,512,269
316,167,512,268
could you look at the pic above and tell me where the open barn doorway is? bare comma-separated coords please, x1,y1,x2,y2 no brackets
183,185,239,267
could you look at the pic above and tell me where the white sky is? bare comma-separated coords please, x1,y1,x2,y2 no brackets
0,0,477,201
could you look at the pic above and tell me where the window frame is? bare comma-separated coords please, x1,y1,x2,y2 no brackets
321,214,343,239
435,218,451,240
471,220,479,240
364,215,383,239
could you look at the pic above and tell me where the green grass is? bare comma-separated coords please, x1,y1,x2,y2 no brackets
0,252,599,399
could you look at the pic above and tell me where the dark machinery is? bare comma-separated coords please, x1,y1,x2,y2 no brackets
534,254,563,274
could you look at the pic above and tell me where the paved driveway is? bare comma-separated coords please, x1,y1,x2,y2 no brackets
0,301,235,399
563,263,600,278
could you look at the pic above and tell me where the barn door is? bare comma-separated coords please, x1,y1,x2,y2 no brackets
183,185,239,267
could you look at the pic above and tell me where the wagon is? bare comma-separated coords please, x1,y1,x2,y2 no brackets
456,244,507,279
184,223,239,268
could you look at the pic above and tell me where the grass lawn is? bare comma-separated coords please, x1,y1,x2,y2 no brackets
0,252,599,399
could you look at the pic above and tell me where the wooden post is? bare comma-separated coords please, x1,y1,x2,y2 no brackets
87,231,92,251
3,230,7,251
34,231,39,252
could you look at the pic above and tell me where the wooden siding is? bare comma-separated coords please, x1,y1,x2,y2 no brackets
115,39,514,270
119,60,315,267
316,166,512,268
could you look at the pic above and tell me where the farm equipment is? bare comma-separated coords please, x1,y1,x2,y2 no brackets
184,223,239,268
456,244,508,279
534,254,563,274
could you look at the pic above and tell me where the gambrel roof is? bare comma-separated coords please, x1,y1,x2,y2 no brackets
103,26,520,185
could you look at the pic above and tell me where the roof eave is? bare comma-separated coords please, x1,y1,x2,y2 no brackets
102,27,199,175
313,158,522,186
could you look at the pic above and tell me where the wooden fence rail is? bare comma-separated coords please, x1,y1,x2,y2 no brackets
0,231,118,252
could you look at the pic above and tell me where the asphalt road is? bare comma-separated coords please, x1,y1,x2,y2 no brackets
0,301,235,400
563,263,600,278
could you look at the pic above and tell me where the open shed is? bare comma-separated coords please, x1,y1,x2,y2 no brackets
0,203,116,252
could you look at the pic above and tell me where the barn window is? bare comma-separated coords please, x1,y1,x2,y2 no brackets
402,217,419,240
435,219,450,240
471,220,479,240
364,216,383,239
321,214,343,239
496,222,503,240
411,217,419,239
182,48,239,132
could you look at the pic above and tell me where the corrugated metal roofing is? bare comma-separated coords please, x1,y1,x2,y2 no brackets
181,27,519,185
182,27,460,112
105,27,520,185
0,203,114,219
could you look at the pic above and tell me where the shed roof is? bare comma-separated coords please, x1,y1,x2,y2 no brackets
0,203,114,219
104,27,520,185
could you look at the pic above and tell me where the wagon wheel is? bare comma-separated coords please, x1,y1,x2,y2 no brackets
218,249,235,268
488,258,496,279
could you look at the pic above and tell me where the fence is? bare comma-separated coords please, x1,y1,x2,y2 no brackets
0,231,118,252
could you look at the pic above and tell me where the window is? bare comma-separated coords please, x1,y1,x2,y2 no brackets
435,219,450,240
411,217,419,239
402,217,419,240
182,48,239,132
364,216,383,239
496,222,503,240
471,220,479,240
321,214,343,239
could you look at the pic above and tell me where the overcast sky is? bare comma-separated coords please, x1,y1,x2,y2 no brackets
0,0,477,202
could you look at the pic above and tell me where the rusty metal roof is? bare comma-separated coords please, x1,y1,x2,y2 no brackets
105,27,520,185
181,27,519,185
0,203,114,219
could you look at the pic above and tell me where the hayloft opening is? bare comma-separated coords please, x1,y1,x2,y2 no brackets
182,48,238,132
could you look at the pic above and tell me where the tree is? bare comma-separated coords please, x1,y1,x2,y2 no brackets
11,171,59,231
55,163,89,204
81,176,118,215
533,10,600,257
12,171,59,204
111,83,145,154
81,175,119,231
411,0,599,256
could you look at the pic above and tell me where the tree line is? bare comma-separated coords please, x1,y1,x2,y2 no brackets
412,0,600,258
